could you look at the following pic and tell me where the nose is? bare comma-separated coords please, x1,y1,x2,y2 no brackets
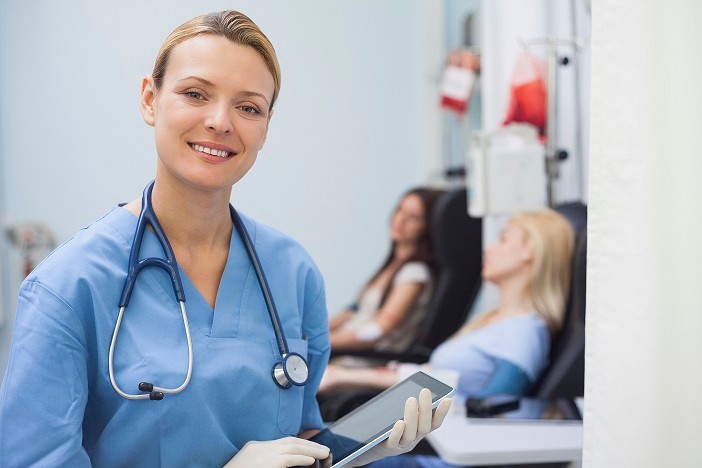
205,102,233,134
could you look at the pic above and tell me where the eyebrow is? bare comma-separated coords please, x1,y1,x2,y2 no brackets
178,76,271,106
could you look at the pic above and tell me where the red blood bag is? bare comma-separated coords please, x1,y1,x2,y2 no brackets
503,53,547,136
440,50,480,115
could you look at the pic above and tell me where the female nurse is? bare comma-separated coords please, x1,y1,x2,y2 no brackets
0,10,450,468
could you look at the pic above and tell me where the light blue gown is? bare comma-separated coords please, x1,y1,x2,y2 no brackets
0,206,330,467
429,313,550,400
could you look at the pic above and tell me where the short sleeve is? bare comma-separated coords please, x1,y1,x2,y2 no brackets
0,281,91,466
483,314,551,382
393,262,431,285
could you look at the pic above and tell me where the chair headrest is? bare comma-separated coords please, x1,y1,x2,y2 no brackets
554,202,587,236
431,189,482,270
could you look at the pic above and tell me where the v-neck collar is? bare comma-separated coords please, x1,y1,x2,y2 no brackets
111,205,255,338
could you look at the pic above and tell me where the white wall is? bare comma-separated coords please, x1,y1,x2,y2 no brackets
0,1,444,379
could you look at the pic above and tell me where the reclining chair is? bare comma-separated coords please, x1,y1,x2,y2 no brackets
473,203,587,468
319,189,482,421
329,187,483,363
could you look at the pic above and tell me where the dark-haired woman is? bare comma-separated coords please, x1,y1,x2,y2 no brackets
330,188,442,353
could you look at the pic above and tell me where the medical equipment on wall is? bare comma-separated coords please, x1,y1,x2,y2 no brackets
467,124,546,217
110,180,309,401
433,8,482,187
440,50,480,115
5,222,57,278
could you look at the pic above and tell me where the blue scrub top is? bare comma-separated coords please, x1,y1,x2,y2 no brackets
0,206,330,467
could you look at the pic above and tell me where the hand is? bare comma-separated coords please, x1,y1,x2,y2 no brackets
346,388,452,467
223,437,330,468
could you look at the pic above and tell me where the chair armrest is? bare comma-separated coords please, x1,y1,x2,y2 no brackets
329,348,431,364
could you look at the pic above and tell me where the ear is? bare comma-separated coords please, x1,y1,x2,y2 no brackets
140,75,157,127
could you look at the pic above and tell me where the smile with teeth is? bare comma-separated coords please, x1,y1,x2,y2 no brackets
189,143,233,158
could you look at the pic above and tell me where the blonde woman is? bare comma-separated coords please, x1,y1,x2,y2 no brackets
320,209,575,404
0,11,450,467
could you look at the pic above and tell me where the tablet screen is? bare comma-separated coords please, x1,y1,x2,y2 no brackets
311,372,453,466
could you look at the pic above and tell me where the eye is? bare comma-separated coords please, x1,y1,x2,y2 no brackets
238,105,262,116
184,90,205,100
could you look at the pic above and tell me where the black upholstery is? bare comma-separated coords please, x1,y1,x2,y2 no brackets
329,188,483,363
528,202,587,398
531,230,587,398
415,188,483,352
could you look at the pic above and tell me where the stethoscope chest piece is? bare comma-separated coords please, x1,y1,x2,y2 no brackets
273,352,309,389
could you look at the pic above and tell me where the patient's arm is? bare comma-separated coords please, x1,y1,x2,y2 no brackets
329,282,425,350
329,310,354,331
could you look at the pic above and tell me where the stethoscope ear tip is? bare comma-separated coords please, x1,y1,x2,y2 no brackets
149,392,164,401
139,382,154,392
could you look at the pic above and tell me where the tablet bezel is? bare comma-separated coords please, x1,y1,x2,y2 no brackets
313,371,455,467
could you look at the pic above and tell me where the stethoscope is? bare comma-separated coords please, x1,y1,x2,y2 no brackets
109,180,309,401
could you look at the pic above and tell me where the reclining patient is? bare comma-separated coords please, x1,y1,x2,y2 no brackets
329,188,443,353
320,208,574,406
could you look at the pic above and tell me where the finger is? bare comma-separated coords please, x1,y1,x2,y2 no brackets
400,396,418,446
281,453,316,466
281,437,330,452
431,398,453,431
417,388,433,437
322,452,333,468
280,441,330,460
386,419,405,449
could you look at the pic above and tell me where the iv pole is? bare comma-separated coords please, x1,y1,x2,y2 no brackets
522,37,584,206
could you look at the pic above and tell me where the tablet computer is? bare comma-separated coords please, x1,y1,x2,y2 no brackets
310,371,455,467
465,395,582,424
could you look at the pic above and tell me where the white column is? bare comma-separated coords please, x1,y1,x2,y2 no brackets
585,1,702,466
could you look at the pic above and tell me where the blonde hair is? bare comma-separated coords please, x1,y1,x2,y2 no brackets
511,209,575,335
152,11,281,110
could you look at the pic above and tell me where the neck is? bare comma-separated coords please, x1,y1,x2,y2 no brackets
149,169,233,251
393,243,417,262
494,275,534,317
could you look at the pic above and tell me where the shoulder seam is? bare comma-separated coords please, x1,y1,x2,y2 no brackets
23,280,89,354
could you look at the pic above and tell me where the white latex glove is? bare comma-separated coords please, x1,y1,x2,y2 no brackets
223,436,331,468
345,388,452,467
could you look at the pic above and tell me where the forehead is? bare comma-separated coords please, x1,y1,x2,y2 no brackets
502,220,526,238
165,34,275,96
399,193,425,211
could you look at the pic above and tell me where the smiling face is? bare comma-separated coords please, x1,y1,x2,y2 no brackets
482,220,533,284
140,34,275,192
390,193,427,246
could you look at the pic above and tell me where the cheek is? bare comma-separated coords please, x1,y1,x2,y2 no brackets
410,221,426,237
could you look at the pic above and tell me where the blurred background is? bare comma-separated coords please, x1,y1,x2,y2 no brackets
0,0,591,381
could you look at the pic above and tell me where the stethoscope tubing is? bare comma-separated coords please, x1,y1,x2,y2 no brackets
109,302,194,400
110,180,194,400
230,206,289,357
109,180,304,400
